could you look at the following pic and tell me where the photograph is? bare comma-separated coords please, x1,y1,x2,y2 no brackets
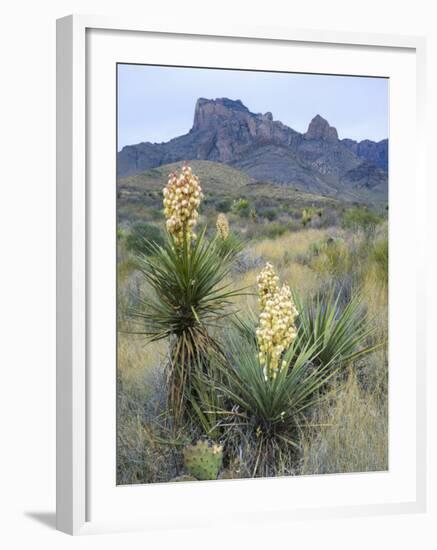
116,63,389,485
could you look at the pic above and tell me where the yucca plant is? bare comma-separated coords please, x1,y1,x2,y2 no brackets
214,213,244,260
207,265,380,476
294,289,380,367
201,263,339,476
212,332,339,477
129,165,246,424
131,228,245,422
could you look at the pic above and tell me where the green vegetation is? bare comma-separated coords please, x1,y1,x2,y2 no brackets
117,160,344,234
342,206,382,232
125,222,164,256
117,163,389,484
232,198,251,218
183,440,223,480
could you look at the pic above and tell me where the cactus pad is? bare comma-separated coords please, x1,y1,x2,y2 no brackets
183,440,223,480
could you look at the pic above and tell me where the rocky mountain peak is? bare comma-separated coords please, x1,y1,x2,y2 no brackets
305,114,338,142
192,97,250,131
117,97,387,202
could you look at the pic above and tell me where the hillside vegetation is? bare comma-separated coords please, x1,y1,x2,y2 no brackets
117,160,380,228
116,163,388,484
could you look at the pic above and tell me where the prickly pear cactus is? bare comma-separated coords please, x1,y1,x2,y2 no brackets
183,440,223,480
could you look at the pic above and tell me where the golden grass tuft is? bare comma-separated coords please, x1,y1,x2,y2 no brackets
250,228,330,265
299,370,388,475
118,333,166,386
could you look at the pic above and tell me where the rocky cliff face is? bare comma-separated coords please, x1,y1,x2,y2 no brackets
304,114,339,142
117,98,388,201
342,138,388,171
189,97,302,163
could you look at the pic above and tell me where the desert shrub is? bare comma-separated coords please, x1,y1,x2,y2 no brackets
256,221,298,240
125,222,165,256
308,237,352,276
342,207,381,232
301,207,323,227
263,209,278,221
317,208,341,228
232,198,251,218
264,224,287,239
215,197,233,213
301,208,312,227
250,208,259,223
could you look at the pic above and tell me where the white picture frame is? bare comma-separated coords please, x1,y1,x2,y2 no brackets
56,14,427,535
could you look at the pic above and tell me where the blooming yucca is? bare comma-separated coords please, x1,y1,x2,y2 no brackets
256,262,280,309
256,263,298,379
134,164,245,424
216,213,230,240
163,164,203,245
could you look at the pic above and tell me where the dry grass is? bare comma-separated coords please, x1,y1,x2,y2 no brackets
299,370,388,475
250,228,331,264
117,333,166,384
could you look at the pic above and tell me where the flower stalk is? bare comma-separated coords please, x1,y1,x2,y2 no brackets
163,164,203,246
256,263,298,379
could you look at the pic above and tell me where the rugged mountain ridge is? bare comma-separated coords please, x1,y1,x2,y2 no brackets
118,98,388,201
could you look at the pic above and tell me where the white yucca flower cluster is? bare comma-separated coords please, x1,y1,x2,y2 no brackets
256,262,298,380
163,164,203,245
216,213,230,240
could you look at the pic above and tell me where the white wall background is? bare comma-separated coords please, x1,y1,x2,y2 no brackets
0,1,435,548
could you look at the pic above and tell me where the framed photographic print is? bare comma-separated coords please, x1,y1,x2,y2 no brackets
56,15,427,535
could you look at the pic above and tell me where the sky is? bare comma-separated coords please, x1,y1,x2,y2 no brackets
117,64,389,151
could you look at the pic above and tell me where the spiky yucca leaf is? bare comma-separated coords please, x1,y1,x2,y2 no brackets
131,229,244,338
294,289,380,367
217,333,338,433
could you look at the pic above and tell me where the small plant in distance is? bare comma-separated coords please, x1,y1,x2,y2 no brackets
215,213,244,259
301,208,312,227
232,197,251,218
301,207,322,227
130,165,245,424
342,206,381,234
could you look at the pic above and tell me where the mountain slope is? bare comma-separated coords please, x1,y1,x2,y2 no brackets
118,160,255,196
117,98,388,203
117,160,345,225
